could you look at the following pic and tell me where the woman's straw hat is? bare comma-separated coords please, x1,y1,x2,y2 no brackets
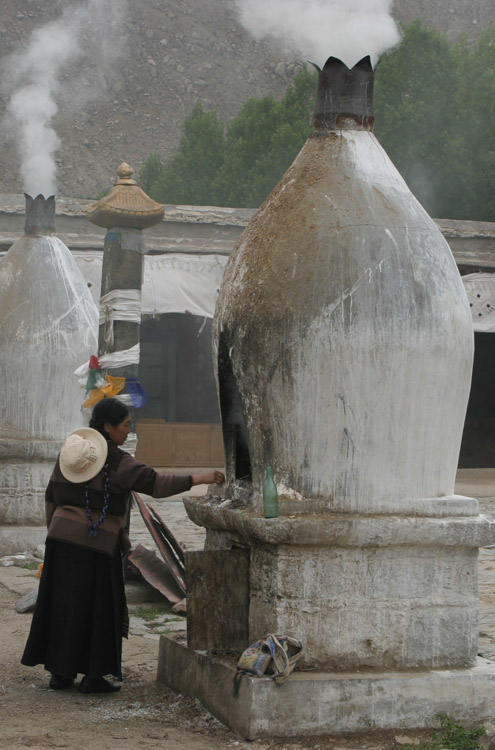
59,428,108,483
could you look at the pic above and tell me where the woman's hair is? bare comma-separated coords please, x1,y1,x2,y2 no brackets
89,398,129,437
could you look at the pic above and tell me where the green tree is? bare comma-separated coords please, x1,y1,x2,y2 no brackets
137,152,165,195
142,25,495,221
150,102,226,205
144,67,316,208
219,66,316,207
219,94,286,206
375,20,495,222
374,20,459,218
282,64,317,125
452,25,495,220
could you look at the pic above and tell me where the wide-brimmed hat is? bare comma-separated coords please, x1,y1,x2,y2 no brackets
59,428,108,483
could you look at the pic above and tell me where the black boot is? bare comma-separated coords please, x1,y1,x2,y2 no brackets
49,673,74,690
78,675,121,694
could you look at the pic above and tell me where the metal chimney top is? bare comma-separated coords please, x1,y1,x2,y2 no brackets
24,194,56,236
313,55,374,132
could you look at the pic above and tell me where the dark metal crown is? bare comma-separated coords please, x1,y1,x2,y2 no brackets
313,56,374,131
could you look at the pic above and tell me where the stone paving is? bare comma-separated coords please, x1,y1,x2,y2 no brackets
128,468,208,554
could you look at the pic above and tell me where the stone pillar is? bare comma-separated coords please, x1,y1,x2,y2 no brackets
87,163,164,451
97,226,144,381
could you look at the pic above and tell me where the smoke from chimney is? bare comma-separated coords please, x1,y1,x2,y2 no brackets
1,0,126,199
233,0,401,68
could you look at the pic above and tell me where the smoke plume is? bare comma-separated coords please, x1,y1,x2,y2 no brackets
233,0,401,68
1,0,126,198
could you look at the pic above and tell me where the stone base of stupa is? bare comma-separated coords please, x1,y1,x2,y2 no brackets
0,526,46,556
183,495,495,670
0,460,53,523
157,637,495,739
0,446,57,554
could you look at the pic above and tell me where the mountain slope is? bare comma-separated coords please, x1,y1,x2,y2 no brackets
0,0,492,199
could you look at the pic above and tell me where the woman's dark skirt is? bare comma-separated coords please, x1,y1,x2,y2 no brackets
21,539,127,681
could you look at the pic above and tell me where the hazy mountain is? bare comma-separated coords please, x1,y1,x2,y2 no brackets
0,0,492,199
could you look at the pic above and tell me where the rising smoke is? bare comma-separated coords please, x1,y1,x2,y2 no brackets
1,0,126,198
232,0,401,68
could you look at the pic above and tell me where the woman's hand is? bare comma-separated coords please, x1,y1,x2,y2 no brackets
191,470,225,486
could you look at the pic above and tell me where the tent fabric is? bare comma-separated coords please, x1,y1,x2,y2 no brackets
462,273,495,332
76,253,495,332
74,252,228,319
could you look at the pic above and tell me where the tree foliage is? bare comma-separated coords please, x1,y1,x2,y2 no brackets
138,152,164,196
218,66,316,207
148,102,226,206
140,66,315,209
140,23,495,221
452,27,495,220
374,20,495,221
374,20,459,218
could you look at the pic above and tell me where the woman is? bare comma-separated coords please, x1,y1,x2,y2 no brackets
21,397,224,694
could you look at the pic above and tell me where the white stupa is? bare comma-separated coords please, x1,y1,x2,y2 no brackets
0,194,98,553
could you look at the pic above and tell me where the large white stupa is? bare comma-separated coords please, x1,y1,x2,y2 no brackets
0,194,98,553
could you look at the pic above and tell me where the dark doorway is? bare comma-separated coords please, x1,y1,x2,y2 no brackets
459,332,495,468
138,313,220,424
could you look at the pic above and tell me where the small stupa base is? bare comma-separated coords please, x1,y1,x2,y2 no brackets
0,454,55,554
157,636,495,739
0,458,55,524
0,526,46,556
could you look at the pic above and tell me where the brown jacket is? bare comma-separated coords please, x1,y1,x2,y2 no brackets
46,441,192,555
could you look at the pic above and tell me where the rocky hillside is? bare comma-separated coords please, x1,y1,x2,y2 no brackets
0,0,492,199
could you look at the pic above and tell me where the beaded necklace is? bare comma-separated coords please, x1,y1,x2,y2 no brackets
85,462,110,537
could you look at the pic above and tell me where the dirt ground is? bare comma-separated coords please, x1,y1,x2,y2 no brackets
0,572,441,750
2,471,495,750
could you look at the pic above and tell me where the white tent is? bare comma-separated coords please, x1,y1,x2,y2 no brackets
74,252,495,331
74,251,228,319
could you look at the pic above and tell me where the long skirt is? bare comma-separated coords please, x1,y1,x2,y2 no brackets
21,539,127,681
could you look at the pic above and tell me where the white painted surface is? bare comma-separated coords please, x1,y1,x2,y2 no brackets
158,639,495,739
249,541,479,669
189,497,494,668
74,251,228,318
0,234,98,525
0,234,97,443
215,130,474,514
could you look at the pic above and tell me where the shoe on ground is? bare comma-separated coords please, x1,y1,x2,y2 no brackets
49,673,74,690
78,675,121,694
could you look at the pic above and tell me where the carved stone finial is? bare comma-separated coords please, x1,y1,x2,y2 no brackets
86,161,165,229
115,162,136,185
